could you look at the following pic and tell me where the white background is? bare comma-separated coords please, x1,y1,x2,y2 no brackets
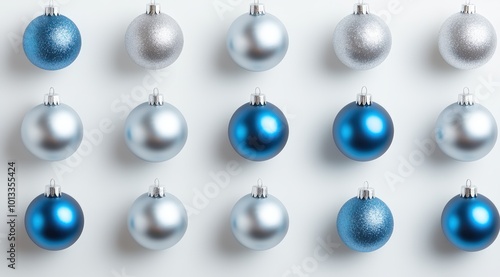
1,0,500,276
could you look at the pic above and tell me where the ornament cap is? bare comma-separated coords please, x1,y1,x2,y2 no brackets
149,88,164,106
461,4,476,14
44,6,59,16
458,88,474,106
251,179,268,198
354,3,370,15
250,2,266,16
44,87,60,106
148,179,166,198
250,87,266,106
356,86,372,106
45,179,61,198
461,179,478,198
146,3,161,15
357,181,375,200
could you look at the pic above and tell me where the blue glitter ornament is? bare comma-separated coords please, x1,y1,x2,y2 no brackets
23,5,81,70
25,180,84,251
333,87,394,161
337,183,394,252
441,180,500,252
228,88,289,161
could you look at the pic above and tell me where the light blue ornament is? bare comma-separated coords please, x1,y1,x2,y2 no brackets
23,5,81,70
25,180,84,251
124,89,188,162
226,2,288,71
228,88,289,161
442,180,500,251
128,180,188,250
337,184,394,252
230,180,289,250
333,87,394,161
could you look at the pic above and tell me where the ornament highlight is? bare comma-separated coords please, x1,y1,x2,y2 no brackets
435,88,497,162
21,88,83,161
441,180,500,251
333,2,392,70
228,88,289,161
226,1,289,71
23,3,81,70
125,2,184,69
230,179,289,250
438,3,497,70
124,88,188,162
128,179,188,250
337,183,394,252
333,87,394,161
25,180,84,251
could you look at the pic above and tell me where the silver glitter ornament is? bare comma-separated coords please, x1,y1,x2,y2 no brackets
124,88,188,162
128,179,188,250
21,88,83,161
226,1,289,72
438,4,497,70
333,3,392,70
435,89,497,162
230,180,289,250
125,2,184,70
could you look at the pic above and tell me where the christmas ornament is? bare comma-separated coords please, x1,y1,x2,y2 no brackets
337,182,394,252
226,1,289,71
128,179,188,250
230,179,289,250
125,1,184,70
25,180,84,251
438,3,497,70
124,88,188,162
442,180,500,251
21,88,83,161
228,88,289,161
333,87,394,161
23,2,81,70
435,88,497,162
333,2,392,70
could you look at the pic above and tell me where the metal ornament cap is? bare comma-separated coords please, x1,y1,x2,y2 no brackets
356,86,372,106
251,179,268,198
149,88,164,106
250,3,266,15
461,4,476,14
458,88,474,106
146,3,161,15
45,179,61,198
461,180,478,198
44,88,60,106
250,88,266,106
357,183,375,200
148,179,166,198
45,6,59,16
354,3,369,15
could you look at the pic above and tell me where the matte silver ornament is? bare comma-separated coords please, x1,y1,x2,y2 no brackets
125,3,184,70
226,1,289,72
435,89,497,161
438,4,497,70
21,88,83,161
333,3,392,70
128,179,188,250
124,89,188,162
230,180,289,250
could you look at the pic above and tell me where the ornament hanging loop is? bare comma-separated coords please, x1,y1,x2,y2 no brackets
461,179,478,198
250,87,266,106
149,178,166,198
44,87,60,106
252,178,268,198
45,179,62,198
357,181,375,200
458,87,474,106
356,86,372,106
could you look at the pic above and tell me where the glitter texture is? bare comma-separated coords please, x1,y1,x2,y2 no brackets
23,14,81,70
337,197,394,252
125,13,184,70
439,12,497,69
333,14,392,70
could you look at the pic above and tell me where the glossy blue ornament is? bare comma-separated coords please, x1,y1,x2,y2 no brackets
23,5,81,70
441,181,500,252
333,88,394,161
337,184,394,252
25,181,84,251
228,89,289,161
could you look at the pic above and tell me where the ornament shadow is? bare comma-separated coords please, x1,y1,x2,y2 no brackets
318,124,356,168
112,125,152,168
430,220,462,255
115,209,156,255
321,214,360,259
7,45,45,76
319,32,359,75
428,40,457,72
214,39,252,76
112,35,143,74
215,203,250,255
